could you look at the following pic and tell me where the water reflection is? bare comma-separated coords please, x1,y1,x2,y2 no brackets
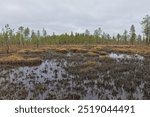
0,57,149,100
109,53,144,61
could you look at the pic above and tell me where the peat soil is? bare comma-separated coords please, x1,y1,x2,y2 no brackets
0,48,150,100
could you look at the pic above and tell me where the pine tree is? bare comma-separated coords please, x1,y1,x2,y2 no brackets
130,25,136,45
141,15,150,44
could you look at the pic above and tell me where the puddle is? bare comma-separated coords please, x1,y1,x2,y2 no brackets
0,54,149,100
109,53,144,61
0,59,71,99
9,60,67,82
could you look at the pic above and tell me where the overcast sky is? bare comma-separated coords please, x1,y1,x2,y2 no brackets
0,0,150,35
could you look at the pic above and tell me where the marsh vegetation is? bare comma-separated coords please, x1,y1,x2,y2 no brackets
0,45,150,100
0,15,150,100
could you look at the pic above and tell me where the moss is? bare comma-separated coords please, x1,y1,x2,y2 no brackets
83,61,97,66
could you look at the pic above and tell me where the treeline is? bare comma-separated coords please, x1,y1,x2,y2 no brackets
0,15,150,53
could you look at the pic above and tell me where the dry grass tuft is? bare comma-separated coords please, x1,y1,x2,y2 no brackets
99,51,108,55
0,54,42,66
99,55,114,63
17,49,46,54
83,61,97,66
79,61,98,73
69,48,88,53
85,52,99,57
54,48,68,54
110,45,150,56
0,55,24,61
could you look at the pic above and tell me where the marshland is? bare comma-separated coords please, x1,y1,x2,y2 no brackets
0,14,150,100
0,45,150,100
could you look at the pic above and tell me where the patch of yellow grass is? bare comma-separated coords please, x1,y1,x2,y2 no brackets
83,61,97,66
1,44,150,57
54,48,68,53
99,55,114,63
0,54,42,66
92,45,105,50
79,61,98,73
69,48,88,53
0,55,24,62
110,45,150,56
99,51,108,55
85,52,99,57
80,67,94,73
17,49,46,54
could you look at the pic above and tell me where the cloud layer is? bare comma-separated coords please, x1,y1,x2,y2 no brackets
0,0,150,35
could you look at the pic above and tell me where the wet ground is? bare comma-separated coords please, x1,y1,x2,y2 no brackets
0,49,150,100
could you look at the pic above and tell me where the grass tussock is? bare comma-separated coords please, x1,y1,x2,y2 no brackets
85,52,99,57
99,55,114,63
17,48,47,54
83,61,97,66
89,48,108,56
69,48,88,53
79,61,98,73
98,51,108,55
1,45,150,59
0,54,42,66
48,45,150,57
110,45,150,56
54,48,68,54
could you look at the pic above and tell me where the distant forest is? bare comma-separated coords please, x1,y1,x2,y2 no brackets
1,15,150,53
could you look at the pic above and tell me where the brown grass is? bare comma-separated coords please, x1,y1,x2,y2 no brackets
83,61,97,66
49,44,150,57
17,49,47,54
85,52,99,57
0,54,42,66
79,61,98,73
69,48,88,53
54,48,68,54
1,44,150,57
106,45,150,56
99,55,114,63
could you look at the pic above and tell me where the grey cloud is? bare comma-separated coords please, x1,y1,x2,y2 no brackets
0,0,150,35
